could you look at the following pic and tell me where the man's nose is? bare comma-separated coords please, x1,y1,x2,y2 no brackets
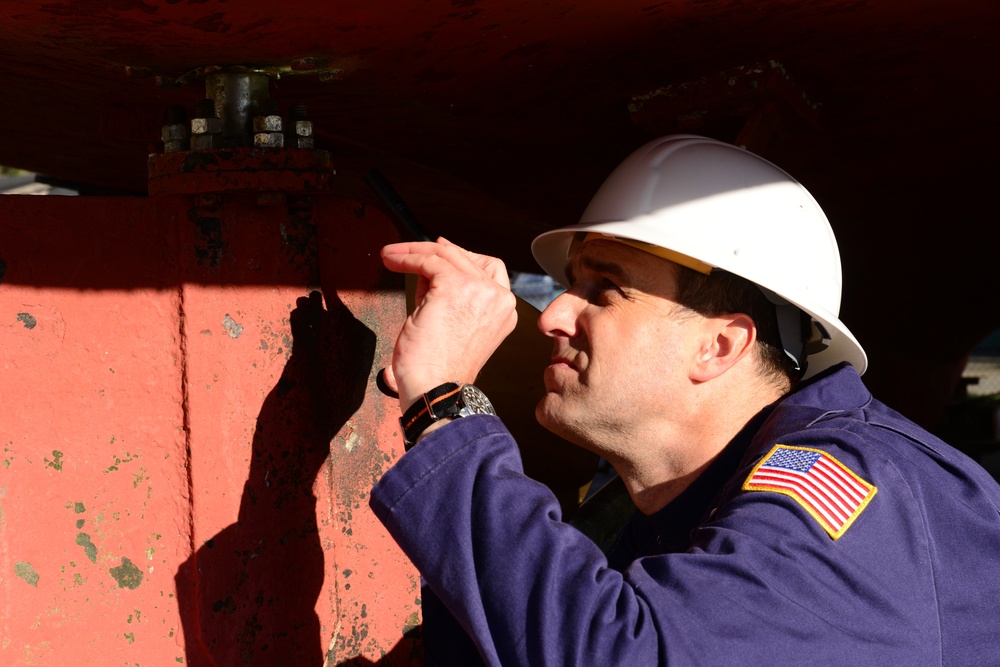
537,290,580,339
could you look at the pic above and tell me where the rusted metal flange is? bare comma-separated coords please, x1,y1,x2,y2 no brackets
147,148,334,196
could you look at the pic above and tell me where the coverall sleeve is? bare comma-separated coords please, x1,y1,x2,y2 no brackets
370,415,940,666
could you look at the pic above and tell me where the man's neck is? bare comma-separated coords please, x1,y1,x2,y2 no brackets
614,376,788,515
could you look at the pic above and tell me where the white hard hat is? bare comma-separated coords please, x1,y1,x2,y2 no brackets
531,134,867,379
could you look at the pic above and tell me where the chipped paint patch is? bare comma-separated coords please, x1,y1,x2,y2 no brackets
103,450,138,473
110,557,143,589
15,561,39,586
16,312,36,329
223,313,244,338
44,449,63,471
76,532,98,563
344,430,360,453
402,610,421,635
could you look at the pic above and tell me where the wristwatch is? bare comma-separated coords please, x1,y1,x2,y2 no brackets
399,382,496,449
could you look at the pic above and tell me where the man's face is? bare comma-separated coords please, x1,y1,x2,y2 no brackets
535,239,703,455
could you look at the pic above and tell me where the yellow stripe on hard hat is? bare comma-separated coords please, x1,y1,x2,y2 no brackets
582,233,714,275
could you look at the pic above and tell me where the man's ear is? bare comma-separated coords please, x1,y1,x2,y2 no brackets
690,313,756,382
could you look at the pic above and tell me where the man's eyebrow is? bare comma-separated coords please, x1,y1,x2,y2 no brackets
566,253,632,285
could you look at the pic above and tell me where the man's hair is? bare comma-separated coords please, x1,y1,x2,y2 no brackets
672,266,802,385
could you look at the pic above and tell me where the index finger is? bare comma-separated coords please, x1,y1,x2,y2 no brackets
436,237,509,284
382,239,509,288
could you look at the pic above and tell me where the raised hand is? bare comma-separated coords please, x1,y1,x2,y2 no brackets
380,237,518,413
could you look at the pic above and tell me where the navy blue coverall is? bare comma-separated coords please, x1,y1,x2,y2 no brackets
371,364,1000,665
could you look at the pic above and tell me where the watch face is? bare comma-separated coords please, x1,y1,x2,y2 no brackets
460,384,496,416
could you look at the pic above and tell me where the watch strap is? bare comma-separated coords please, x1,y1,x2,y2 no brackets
399,382,463,449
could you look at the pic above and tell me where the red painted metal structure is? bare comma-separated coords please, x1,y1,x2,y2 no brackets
0,0,998,664
0,185,426,664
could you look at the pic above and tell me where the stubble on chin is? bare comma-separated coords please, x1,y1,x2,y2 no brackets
535,391,589,450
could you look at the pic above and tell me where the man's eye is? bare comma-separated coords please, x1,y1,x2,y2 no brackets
589,278,621,304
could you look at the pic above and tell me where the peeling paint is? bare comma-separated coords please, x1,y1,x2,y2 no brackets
16,312,36,329
75,533,98,563
223,313,244,338
44,450,64,471
344,430,360,453
74,501,86,513
104,450,138,473
402,610,421,635
110,557,143,589
15,561,39,586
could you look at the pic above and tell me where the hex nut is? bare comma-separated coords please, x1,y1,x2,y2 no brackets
161,123,188,153
253,115,283,133
254,132,285,148
191,117,222,135
161,124,187,142
294,120,313,137
191,134,216,150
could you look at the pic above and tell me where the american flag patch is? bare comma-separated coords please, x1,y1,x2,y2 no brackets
742,445,877,539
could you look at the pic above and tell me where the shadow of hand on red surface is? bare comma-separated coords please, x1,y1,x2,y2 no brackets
176,290,376,666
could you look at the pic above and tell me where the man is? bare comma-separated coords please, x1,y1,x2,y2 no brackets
370,135,1000,664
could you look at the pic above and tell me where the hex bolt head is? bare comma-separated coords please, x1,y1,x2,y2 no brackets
161,123,188,153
